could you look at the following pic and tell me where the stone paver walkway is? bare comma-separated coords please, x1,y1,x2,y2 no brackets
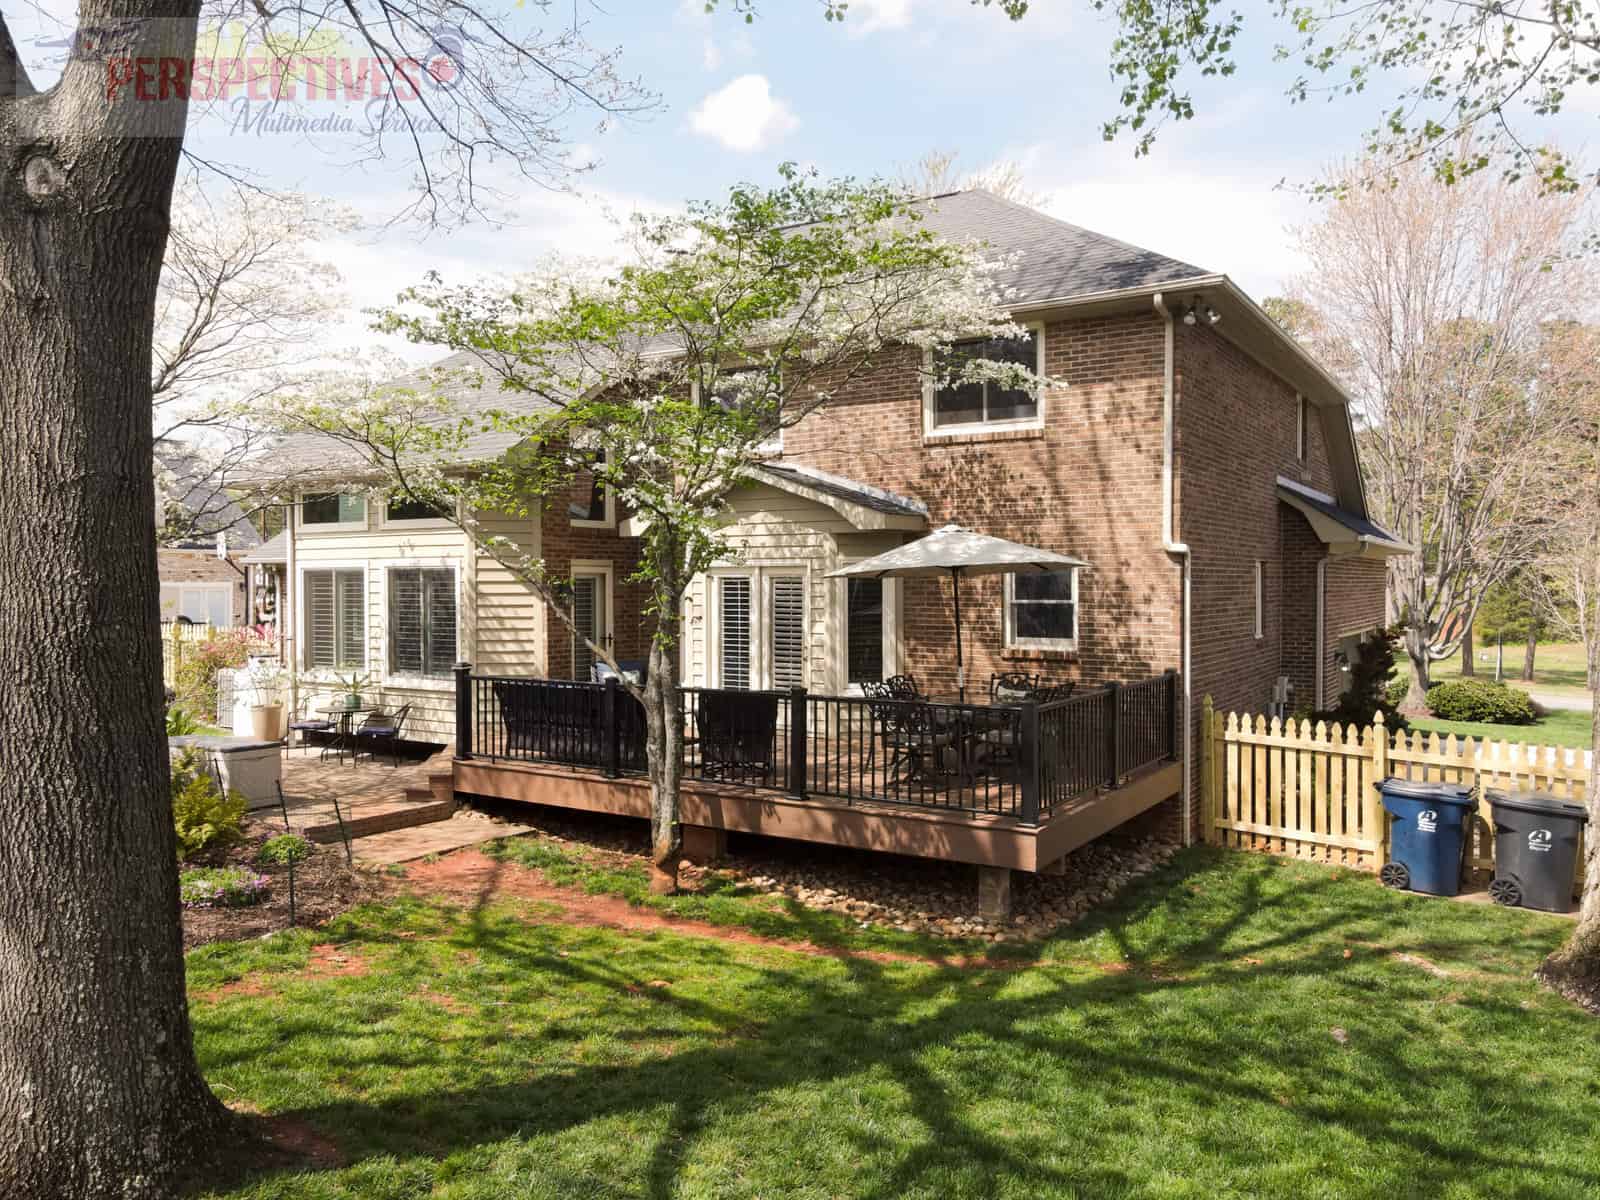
275,747,450,835
354,813,537,866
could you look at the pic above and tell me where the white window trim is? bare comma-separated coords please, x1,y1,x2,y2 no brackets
1002,569,1079,652
837,572,899,694
295,560,371,677
159,581,235,627
691,374,784,457
1295,394,1308,463
923,323,1047,440
570,559,615,679
707,569,759,690
764,570,809,692
298,490,370,534
570,478,617,530
379,560,462,688
1254,561,1266,640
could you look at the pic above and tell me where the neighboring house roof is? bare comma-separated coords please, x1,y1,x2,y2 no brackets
240,530,288,565
1276,477,1410,558
914,190,1211,305
156,442,262,550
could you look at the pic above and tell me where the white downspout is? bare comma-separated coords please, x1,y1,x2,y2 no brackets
1152,293,1195,847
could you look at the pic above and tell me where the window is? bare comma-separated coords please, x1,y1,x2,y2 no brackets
302,493,366,527
718,576,753,690
571,451,612,527
571,573,609,681
159,582,232,627
1295,395,1308,463
702,367,782,453
388,568,457,677
1003,569,1077,649
846,578,884,685
303,569,365,670
1254,561,1265,640
387,494,443,523
769,576,805,690
931,331,1040,430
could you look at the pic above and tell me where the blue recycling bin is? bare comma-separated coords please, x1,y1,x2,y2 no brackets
1377,779,1477,896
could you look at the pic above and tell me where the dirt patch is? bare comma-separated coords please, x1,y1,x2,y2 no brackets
401,849,1030,971
182,817,378,950
226,1102,345,1171
307,942,371,978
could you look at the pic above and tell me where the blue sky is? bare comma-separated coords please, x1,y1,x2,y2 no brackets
11,0,1595,359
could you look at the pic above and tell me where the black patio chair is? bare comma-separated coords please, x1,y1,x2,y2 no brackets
287,700,336,758
698,690,779,785
354,704,412,767
990,671,1038,705
874,699,957,789
1035,681,1077,703
494,679,547,757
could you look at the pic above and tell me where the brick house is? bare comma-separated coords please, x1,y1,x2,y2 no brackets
258,190,1402,850
155,442,260,626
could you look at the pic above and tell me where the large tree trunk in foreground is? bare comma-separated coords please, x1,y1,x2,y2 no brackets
0,9,231,1192
1538,691,1600,1008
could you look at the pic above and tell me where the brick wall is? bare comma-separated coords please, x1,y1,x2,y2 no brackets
782,312,1183,698
1323,556,1388,702
1279,508,1324,705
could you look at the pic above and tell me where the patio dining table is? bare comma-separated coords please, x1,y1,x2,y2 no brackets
317,704,375,765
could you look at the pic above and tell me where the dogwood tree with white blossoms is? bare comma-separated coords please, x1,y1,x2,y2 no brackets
270,169,1054,892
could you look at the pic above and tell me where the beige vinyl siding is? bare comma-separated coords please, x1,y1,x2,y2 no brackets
293,511,466,743
471,509,545,677
683,486,904,694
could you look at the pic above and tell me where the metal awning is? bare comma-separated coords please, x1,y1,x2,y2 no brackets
1276,478,1411,559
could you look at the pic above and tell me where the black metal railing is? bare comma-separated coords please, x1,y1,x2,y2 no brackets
455,664,1179,824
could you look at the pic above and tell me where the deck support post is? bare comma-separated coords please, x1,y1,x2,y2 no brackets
453,662,473,761
681,824,727,864
977,866,1012,920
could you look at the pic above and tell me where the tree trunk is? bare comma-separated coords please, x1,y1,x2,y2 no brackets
1459,624,1475,676
642,608,684,895
1522,627,1538,682
0,11,231,1193
1402,625,1432,711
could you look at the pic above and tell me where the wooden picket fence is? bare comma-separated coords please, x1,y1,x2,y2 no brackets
1201,697,1592,885
161,623,217,688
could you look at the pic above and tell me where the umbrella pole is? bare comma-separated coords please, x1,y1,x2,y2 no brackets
951,568,965,703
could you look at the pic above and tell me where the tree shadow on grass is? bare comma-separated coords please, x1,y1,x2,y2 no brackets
195,850,1599,1199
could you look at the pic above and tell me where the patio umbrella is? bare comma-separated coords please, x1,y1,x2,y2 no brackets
827,524,1090,702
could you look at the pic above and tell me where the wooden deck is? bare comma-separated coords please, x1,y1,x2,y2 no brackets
454,754,1182,873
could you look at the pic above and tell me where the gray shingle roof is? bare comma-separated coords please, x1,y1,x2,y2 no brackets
1277,478,1406,546
914,189,1211,305
754,463,927,519
247,192,1210,480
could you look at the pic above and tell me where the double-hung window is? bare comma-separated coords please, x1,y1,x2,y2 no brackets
302,493,367,528
303,569,365,670
388,568,457,677
930,330,1041,431
1003,569,1077,650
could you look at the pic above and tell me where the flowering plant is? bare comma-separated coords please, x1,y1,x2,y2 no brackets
178,866,270,908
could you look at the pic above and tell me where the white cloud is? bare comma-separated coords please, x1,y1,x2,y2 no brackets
702,38,722,71
847,0,913,35
689,74,800,152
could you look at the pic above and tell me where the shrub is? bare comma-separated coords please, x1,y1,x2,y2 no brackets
1425,678,1537,725
170,627,261,721
165,705,202,736
179,866,269,908
1311,624,1410,732
257,833,311,867
171,749,247,860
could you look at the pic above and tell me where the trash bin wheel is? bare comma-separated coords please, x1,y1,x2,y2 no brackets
1379,861,1410,890
1489,876,1522,907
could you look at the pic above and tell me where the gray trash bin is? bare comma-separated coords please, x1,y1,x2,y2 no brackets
1486,790,1588,913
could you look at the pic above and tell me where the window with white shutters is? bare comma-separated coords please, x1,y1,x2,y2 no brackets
719,577,752,690
769,576,805,690
571,575,606,681
303,569,366,669
389,568,457,677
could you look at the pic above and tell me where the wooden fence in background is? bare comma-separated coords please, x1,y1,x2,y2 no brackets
161,623,217,689
1202,698,1592,881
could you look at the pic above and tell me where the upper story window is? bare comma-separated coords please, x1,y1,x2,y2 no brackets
570,450,614,527
1003,569,1077,650
930,330,1042,432
702,367,783,453
386,494,444,523
302,492,366,528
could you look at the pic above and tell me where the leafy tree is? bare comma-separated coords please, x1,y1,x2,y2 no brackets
1094,0,1600,191
1475,575,1543,681
1274,155,1589,708
269,170,1046,895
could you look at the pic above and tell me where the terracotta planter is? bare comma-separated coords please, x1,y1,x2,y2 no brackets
250,704,283,742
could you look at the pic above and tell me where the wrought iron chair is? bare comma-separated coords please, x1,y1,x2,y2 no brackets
989,671,1038,705
354,704,413,767
287,699,336,758
874,699,957,788
698,690,779,785
884,674,922,700
1035,681,1077,703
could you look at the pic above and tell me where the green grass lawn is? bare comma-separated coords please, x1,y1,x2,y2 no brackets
189,847,1600,1200
1402,641,1592,703
1406,707,1594,751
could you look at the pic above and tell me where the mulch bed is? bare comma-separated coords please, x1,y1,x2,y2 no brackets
181,817,377,949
